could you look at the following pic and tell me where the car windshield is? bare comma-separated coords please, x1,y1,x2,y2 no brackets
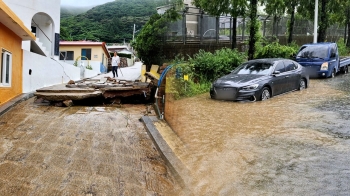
296,45,329,59
232,62,274,75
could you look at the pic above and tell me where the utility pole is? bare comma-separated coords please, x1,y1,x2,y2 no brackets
313,0,318,43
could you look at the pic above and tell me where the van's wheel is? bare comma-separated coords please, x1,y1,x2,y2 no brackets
298,79,306,90
260,87,271,101
331,69,336,78
343,65,348,74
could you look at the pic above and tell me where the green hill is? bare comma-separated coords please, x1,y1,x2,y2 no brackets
60,0,168,43
60,6,95,18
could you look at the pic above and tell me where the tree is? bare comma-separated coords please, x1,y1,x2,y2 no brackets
329,0,350,46
248,0,259,60
133,7,181,69
192,0,247,49
262,0,286,37
297,0,334,42
285,0,299,44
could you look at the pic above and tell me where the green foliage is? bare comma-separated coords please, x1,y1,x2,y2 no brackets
60,0,169,42
192,0,247,17
188,48,247,82
169,76,212,100
133,8,181,68
337,38,350,56
166,48,247,99
255,42,298,59
86,64,93,70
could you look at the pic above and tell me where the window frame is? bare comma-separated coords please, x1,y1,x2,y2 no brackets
59,51,74,61
284,61,298,72
81,48,91,60
274,61,286,73
0,50,12,87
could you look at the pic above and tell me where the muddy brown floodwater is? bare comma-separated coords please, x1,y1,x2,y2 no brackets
160,74,350,195
0,100,182,195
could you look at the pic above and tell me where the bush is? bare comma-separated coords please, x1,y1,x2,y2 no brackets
188,48,247,82
337,38,350,56
166,48,247,99
255,42,298,59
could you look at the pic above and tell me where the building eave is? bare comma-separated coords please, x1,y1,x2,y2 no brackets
0,1,36,41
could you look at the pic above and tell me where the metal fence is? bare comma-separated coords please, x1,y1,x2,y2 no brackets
166,7,346,45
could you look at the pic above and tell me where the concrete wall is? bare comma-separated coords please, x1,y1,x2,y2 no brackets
23,50,99,93
0,23,23,106
3,0,60,57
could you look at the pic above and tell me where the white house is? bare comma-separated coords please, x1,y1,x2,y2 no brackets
2,0,100,93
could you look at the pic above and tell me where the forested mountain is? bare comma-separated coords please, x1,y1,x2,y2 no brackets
60,6,94,18
60,0,169,43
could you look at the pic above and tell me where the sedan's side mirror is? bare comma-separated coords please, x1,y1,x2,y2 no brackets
273,71,281,75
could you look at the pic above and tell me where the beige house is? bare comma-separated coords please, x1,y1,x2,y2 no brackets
59,41,110,73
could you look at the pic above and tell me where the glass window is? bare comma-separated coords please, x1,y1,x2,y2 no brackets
296,45,329,59
66,51,74,60
232,62,274,75
60,51,74,60
81,49,91,60
59,51,66,60
285,61,297,71
1,51,12,86
274,61,285,73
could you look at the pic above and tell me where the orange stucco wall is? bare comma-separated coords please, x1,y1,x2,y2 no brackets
0,22,23,106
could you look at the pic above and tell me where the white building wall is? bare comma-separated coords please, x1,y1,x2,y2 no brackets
59,60,104,74
3,0,60,57
23,51,99,93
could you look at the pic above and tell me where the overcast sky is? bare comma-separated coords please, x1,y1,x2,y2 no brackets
61,0,114,7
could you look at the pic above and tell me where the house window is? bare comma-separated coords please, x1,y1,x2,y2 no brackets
81,49,91,60
59,51,74,60
0,50,12,87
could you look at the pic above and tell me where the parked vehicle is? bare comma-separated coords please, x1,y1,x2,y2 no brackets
210,58,309,101
295,42,350,78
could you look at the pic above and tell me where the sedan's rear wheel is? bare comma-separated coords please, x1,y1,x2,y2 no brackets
298,79,306,90
260,87,271,101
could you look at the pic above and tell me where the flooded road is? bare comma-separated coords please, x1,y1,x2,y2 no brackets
163,73,350,195
0,100,182,195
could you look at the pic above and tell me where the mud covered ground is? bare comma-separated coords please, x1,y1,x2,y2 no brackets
163,73,350,195
0,100,182,195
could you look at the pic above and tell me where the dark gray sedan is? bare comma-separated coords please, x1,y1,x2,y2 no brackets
210,58,309,101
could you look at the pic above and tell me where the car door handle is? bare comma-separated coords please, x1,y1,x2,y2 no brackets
285,76,290,78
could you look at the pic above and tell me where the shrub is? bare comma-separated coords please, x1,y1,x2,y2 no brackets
166,48,247,99
337,38,350,56
255,42,298,59
188,48,247,82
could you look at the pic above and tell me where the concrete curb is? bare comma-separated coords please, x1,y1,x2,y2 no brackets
141,116,190,190
0,92,34,117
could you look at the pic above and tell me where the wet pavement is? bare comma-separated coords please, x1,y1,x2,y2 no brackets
159,73,350,195
0,100,182,195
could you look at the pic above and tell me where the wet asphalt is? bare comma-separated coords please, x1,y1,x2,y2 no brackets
0,100,182,195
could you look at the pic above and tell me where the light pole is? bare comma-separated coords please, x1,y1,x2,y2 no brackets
133,24,136,41
313,0,318,43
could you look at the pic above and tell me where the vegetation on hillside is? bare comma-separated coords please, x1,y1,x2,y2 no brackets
60,0,169,42
60,6,94,18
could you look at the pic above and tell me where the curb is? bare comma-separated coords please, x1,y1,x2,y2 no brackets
0,92,34,117
141,116,190,190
